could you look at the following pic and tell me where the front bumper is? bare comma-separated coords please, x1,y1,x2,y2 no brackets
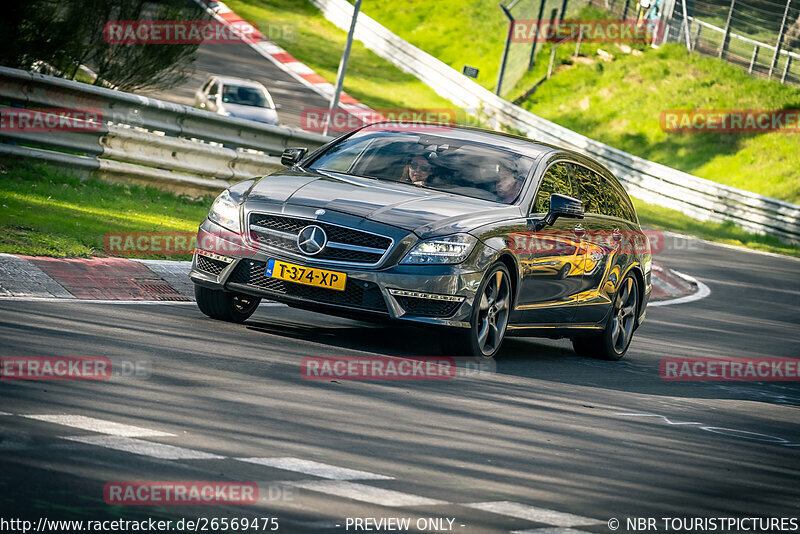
189,220,492,328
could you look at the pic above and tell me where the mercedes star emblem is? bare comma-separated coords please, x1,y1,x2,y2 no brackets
297,225,327,255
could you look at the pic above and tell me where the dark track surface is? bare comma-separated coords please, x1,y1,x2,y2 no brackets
1,234,799,532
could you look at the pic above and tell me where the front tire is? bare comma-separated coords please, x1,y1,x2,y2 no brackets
572,274,639,361
449,264,512,359
194,285,261,323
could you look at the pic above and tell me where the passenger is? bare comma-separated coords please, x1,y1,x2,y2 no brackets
402,156,434,186
495,161,523,203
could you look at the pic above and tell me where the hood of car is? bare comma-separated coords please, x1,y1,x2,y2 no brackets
245,169,521,236
221,103,278,124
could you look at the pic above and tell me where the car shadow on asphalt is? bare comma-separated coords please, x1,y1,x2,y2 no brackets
242,311,800,408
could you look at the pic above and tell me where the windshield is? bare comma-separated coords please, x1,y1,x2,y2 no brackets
221,85,270,108
308,131,533,204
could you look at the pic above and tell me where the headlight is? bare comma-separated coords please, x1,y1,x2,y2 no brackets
207,190,240,232
400,233,477,265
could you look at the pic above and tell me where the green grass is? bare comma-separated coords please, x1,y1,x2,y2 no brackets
226,0,457,112
222,0,800,257
341,1,800,203
520,43,800,203
0,158,212,258
2,158,796,259
634,199,800,258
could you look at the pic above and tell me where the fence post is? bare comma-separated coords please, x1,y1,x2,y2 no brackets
495,4,515,96
769,0,792,78
548,45,558,79
545,8,560,78
559,0,569,21
718,0,735,59
622,0,630,20
749,45,759,74
575,31,583,56
528,0,547,70
692,23,702,51
680,0,692,51
782,55,792,83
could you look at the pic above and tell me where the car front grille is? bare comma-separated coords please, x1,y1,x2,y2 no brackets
195,254,229,276
248,213,392,265
395,295,463,317
228,259,388,313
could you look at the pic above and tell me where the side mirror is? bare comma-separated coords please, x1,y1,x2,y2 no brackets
281,147,308,167
530,193,584,230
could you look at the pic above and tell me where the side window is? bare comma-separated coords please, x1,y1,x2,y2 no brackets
309,136,376,173
571,164,603,214
532,162,573,213
603,175,637,222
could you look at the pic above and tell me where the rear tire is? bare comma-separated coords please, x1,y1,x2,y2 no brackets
571,274,639,361
194,285,261,323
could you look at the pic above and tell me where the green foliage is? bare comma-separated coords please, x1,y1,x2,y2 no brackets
0,158,212,258
0,0,207,92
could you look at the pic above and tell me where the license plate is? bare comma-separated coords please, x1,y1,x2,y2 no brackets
266,259,346,291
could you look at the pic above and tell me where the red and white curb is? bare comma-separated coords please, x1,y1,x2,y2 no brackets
0,253,706,306
197,0,383,125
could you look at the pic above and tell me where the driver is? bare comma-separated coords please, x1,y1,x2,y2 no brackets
402,155,434,186
495,160,523,203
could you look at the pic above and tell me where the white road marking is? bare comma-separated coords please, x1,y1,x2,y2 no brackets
463,502,600,527
23,415,174,437
649,271,711,307
63,435,223,460
512,529,591,534
287,480,446,507
0,412,12,416
237,457,393,480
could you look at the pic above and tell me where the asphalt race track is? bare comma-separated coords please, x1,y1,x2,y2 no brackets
140,42,332,131
1,234,798,532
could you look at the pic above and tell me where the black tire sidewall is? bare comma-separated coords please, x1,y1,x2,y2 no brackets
468,263,512,359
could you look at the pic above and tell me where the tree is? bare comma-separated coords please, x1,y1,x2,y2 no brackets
2,0,208,92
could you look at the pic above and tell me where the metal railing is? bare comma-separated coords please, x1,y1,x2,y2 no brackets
0,67,331,194
310,0,800,243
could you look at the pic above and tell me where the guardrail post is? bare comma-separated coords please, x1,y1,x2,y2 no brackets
769,0,792,78
718,0,735,58
782,54,792,83
749,45,759,74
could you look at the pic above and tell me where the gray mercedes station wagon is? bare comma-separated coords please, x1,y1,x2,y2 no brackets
190,123,652,360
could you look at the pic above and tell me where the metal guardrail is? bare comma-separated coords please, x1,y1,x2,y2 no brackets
0,67,331,194
310,0,800,244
